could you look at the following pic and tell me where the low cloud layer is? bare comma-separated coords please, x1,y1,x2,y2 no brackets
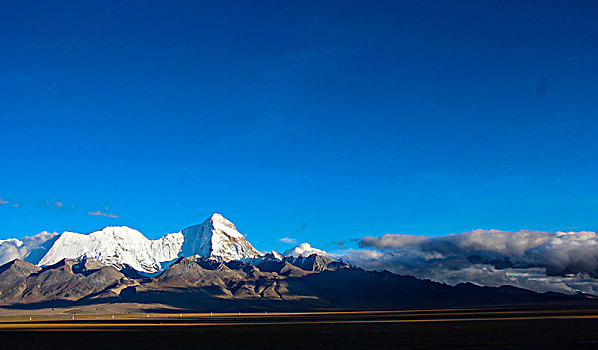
341,229,598,294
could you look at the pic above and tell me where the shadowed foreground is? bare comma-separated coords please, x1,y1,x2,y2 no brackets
1,308,598,349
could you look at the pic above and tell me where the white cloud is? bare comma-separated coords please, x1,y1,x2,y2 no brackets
279,237,297,244
0,231,60,265
283,242,328,258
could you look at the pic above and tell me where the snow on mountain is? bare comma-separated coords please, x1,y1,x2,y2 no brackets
36,213,263,274
180,213,263,261
268,251,283,260
3,214,324,275
38,226,182,273
0,231,60,266
283,242,328,258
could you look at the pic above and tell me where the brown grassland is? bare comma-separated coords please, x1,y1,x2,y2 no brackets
1,307,598,349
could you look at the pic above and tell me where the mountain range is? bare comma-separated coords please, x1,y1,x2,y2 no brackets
3,213,263,274
0,213,595,312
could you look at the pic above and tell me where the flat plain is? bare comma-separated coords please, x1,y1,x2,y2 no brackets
1,307,598,349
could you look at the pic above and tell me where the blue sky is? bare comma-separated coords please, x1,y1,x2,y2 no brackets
1,1,597,253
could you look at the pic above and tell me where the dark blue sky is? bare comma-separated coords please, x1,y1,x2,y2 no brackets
1,1,597,252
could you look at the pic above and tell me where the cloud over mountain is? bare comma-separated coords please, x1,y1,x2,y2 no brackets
343,229,598,294
0,231,60,265
283,242,328,258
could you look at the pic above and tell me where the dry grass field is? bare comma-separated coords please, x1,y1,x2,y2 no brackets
1,307,598,349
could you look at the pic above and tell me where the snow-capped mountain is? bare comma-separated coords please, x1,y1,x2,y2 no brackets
35,213,263,274
180,213,263,261
37,226,183,273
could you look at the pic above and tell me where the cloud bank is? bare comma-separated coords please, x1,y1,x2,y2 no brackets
340,229,598,294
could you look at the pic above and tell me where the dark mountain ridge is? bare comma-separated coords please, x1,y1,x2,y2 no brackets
0,254,594,312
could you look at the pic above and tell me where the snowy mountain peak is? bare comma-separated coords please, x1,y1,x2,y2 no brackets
208,213,243,238
210,212,234,225
181,213,263,261
32,213,263,274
